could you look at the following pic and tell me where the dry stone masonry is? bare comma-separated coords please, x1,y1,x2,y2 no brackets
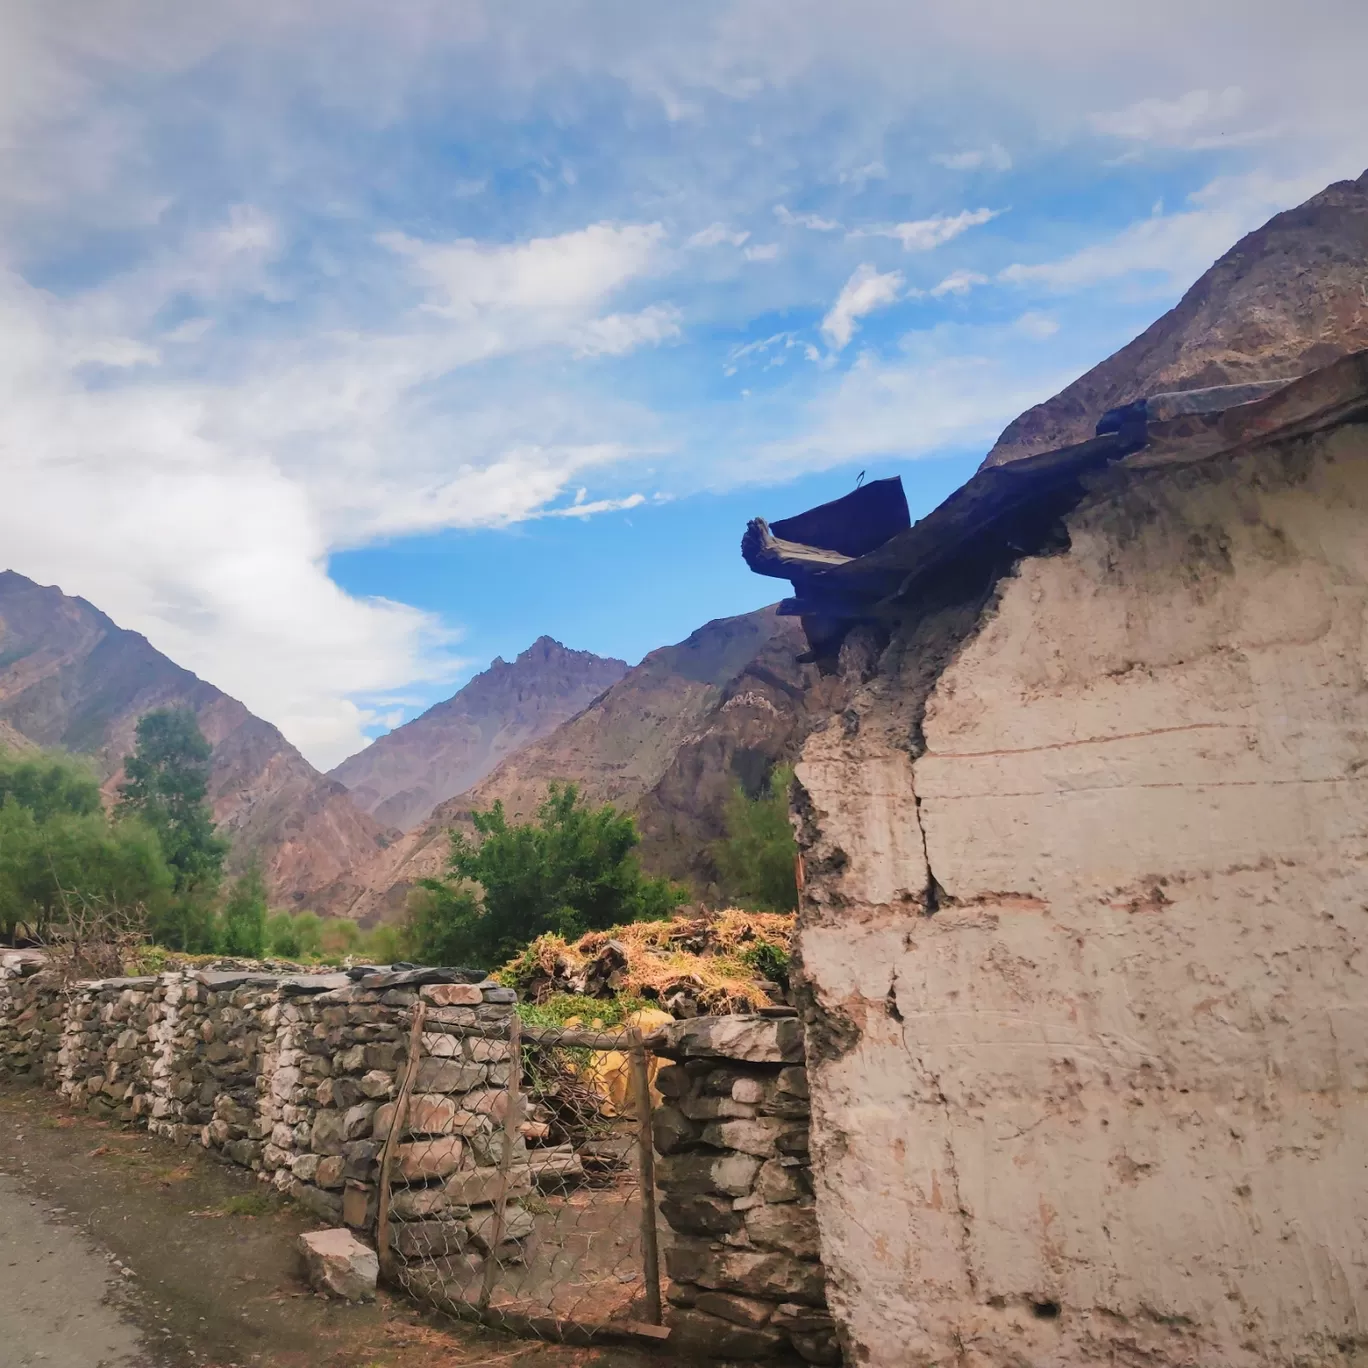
2,961,829,1359
0,963,516,1237
651,1015,835,1363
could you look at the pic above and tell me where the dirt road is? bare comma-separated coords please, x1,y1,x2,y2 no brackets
0,1084,667,1368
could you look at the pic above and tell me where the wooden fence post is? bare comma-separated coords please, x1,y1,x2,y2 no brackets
627,1025,663,1325
376,1001,426,1279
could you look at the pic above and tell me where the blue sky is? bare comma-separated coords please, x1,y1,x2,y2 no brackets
1,2,1365,768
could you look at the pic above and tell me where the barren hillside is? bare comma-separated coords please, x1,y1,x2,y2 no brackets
984,168,1368,466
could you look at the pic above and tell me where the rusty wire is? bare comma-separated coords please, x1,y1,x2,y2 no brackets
384,1016,664,1339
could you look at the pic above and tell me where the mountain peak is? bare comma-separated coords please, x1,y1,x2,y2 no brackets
982,168,1368,468
329,637,630,832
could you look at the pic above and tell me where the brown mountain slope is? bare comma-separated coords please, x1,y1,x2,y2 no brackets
983,168,1368,467
337,604,813,924
329,636,627,833
0,570,388,907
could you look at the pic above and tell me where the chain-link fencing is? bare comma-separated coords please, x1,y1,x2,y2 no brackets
377,1004,667,1342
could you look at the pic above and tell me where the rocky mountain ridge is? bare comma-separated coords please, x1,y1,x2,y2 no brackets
984,167,1368,466
328,635,628,833
335,605,842,924
0,570,389,907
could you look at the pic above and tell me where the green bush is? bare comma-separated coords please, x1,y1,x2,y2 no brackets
411,782,687,969
0,750,175,941
713,765,799,913
220,863,268,958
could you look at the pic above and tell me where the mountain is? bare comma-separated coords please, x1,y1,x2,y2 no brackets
329,636,627,833
336,605,842,924
983,168,1368,467
0,570,389,906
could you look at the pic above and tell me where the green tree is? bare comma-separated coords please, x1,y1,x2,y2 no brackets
713,765,799,913
220,862,268,958
117,709,228,897
0,750,102,823
412,782,687,967
0,798,173,942
265,910,301,958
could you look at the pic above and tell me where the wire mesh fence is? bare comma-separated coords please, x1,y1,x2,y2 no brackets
378,1004,667,1342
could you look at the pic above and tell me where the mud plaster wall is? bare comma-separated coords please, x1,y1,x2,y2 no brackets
794,424,1368,1368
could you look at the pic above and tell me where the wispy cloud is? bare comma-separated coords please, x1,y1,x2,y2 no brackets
775,204,841,232
686,222,750,249
852,207,1000,251
572,304,681,357
1090,87,1247,147
934,144,1012,172
998,171,1320,292
821,263,905,352
931,269,989,297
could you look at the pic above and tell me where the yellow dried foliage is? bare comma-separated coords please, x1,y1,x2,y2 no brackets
501,908,795,1015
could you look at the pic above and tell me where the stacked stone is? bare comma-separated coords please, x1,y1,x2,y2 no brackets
259,976,408,1226
380,979,534,1270
143,971,278,1148
58,976,161,1121
650,1016,837,1364
0,971,65,1083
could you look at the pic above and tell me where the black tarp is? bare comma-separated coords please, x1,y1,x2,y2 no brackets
769,476,910,559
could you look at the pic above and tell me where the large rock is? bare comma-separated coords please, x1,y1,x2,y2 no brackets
666,1237,826,1306
415,1058,486,1094
649,1015,804,1064
666,1307,787,1360
746,1201,822,1260
443,1164,531,1207
396,1136,466,1181
392,1218,469,1259
657,1150,762,1198
298,1228,378,1301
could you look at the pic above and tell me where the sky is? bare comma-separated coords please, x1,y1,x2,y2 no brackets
1,2,1366,770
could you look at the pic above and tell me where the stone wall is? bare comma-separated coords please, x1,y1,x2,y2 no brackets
2,964,830,1357
794,420,1368,1364
650,1016,834,1363
0,965,516,1238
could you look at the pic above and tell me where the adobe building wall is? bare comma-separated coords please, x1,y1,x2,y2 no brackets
794,424,1368,1366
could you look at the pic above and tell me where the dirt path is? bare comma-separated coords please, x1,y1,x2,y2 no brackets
0,1084,671,1368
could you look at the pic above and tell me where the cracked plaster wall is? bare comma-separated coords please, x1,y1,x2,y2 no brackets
794,425,1368,1367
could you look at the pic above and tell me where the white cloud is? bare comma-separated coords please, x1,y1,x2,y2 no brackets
686,222,750,249
572,304,682,357
820,263,905,352
853,207,1000,251
743,242,781,262
775,204,841,231
0,210,674,767
998,169,1323,292
930,269,989,297
934,144,1012,172
1013,311,1059,339
756,337,1078,478
539,490,647,518
1090,87,1246,146
838,161,888,187
382,221,665,319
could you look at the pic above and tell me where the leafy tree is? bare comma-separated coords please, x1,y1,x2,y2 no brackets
0,796,173,942
0,750,102,823
412,782,687,967
265,909,324,960
117,709,228,898
713,765,799,913
361,921,408,964
319,916,360,959
220,862,268,958
265,911,301,958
